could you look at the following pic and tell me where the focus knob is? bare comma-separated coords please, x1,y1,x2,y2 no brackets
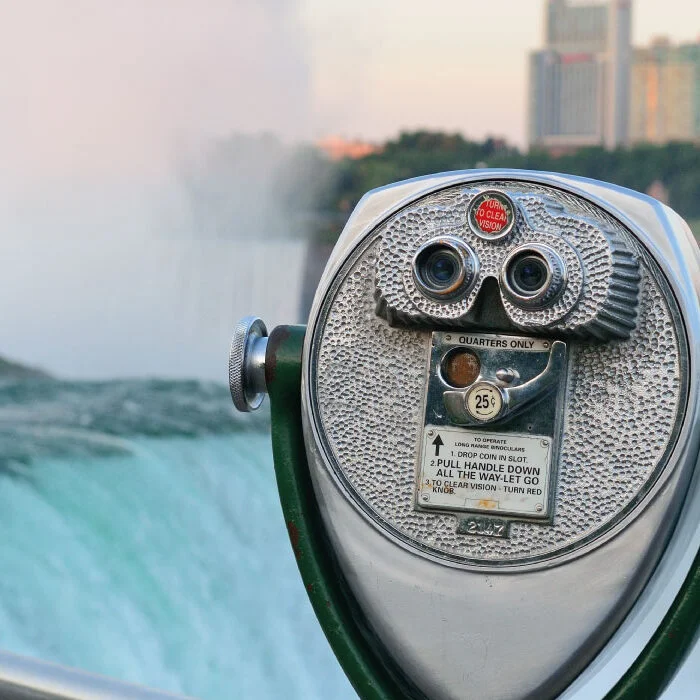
228,316,268,412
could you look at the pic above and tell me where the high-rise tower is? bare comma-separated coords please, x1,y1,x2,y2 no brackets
529,0,632,151
630,37,700,144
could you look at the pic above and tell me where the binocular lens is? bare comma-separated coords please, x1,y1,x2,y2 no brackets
413,238,478,301
424,249,460,288
507,253,549,295
501,244,566,309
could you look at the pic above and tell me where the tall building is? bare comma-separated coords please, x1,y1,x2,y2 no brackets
630,38,700,144
529,0,632,151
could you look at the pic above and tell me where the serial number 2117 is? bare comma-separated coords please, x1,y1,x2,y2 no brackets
456,516,510,539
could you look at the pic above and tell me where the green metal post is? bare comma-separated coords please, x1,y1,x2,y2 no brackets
264,325,424,700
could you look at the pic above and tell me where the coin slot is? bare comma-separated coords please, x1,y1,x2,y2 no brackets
440,348,480,388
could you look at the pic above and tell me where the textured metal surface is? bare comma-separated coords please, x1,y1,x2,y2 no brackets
375,183,640,340
228,316,268,412
312,203,686,564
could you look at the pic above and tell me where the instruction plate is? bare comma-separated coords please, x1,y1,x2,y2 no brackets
417,426,553,518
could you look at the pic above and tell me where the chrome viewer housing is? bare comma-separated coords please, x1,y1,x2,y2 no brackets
301,170,698,700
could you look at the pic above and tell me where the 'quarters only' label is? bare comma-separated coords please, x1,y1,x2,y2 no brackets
417,426,552,518
451,332,551,352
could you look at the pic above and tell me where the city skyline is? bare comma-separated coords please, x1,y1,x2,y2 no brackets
303,0,700,148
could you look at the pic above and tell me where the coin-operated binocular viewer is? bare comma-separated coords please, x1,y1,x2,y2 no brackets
229,171,700,700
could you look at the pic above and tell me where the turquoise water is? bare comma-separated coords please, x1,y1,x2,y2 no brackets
0,377,355,699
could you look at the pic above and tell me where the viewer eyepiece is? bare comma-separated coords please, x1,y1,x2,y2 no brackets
412,237,478,302
501,244,566,308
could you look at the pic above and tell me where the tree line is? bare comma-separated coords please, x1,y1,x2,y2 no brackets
284,131,700,242
186,131,700,243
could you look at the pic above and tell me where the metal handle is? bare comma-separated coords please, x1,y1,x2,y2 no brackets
228,316,268,412
443,340,567,425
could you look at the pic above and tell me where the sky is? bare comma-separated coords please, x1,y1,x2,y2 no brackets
0,0,312,186
301,0,700,146
1,0,699,378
